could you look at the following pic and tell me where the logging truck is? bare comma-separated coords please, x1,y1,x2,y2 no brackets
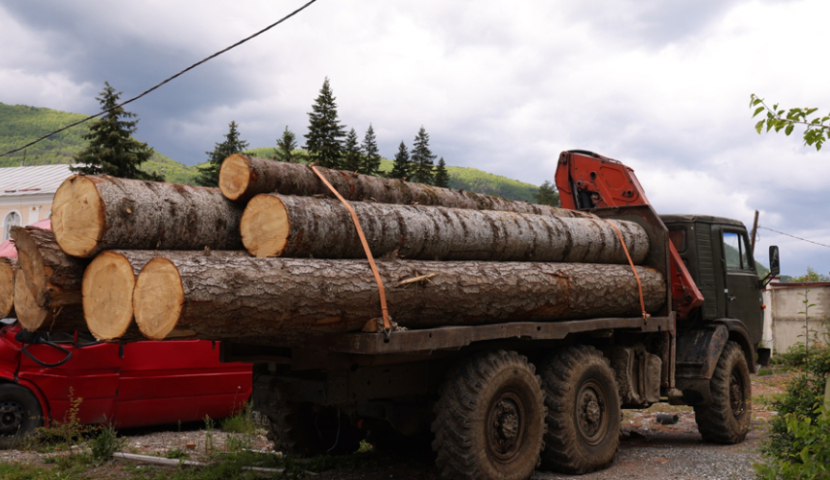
215,150,779,479
222,151,779,480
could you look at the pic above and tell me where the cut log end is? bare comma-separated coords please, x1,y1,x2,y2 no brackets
52,175,105,258
14,269,47,330
133,257,184,340
0,260,14,318
219,154,253,201
240,194,290,258
82,251,136,341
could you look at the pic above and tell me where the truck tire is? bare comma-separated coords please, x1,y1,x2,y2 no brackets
266,401,364,456
539,345,620,474
431,350,545,480
0,384,43,449
693,341,751,444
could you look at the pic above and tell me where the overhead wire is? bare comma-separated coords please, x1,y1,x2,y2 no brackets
758,226,830,249
0,0,318,158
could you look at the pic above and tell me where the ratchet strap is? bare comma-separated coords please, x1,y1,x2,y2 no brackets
573,211,650,320
310,166,392,334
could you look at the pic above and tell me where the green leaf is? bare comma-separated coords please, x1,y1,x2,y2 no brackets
785,124,794,136
756,120,765,134
754,106,765,118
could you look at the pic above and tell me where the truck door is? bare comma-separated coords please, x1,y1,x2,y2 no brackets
720,230,763,345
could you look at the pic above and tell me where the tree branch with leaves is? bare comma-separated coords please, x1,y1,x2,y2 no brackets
750,94,830,151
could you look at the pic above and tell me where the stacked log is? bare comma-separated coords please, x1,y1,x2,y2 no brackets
241,193,648,262
0,258,14,319
219,154,580,218
51,175,243,258
128,254,665,342
28,159,666,344
10,227,87,332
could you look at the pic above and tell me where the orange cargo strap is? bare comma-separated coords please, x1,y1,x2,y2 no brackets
573,211,649,320
310,166,392,333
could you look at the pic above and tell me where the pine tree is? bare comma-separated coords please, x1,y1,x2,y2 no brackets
196,121,249,187
342,128,362,172
305,77,346,169
274,126,298,163
389,141,410,179
360,124,381,176
72,82,163,181
434,157,450,187
409,126,436,184
532,180,560,206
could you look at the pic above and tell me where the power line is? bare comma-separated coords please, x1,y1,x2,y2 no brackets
0,0,318,158
758,226,830,249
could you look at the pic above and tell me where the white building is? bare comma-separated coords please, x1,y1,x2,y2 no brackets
0,164,74,241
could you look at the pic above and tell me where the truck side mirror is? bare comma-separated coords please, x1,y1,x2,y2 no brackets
760,246,780,288
769,246,780,277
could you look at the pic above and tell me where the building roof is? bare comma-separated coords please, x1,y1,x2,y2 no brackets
0,164,74,197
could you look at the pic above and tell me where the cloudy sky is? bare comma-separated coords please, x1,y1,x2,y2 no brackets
1,0,829,276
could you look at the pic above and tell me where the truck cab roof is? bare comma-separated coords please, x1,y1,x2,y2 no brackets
660,214,745,228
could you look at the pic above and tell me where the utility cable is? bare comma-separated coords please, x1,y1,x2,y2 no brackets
0,0,318,158
758,226,830,249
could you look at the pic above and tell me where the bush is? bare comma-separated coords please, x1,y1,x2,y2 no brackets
756,344,830,479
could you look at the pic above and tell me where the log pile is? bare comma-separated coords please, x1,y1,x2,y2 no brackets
0,258,14,319
11,156,666,344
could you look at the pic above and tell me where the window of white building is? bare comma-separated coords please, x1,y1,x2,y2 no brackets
3,211,21,242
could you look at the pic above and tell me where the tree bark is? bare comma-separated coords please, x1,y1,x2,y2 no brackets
0,257,15,319
10,226,88,332
131,252,666,343
51,175,244,258
219,155,579,218
242,193,650,263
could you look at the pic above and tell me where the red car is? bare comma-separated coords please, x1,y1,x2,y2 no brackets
0,324,252,446
0,221,252,446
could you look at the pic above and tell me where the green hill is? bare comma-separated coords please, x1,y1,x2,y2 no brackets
1,103,545,200
0,102,202,184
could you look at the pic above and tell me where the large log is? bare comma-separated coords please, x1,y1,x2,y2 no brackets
131,252,666,342
242,193,650,263
82,250,251,342
82,251,154,342
219,154,579,218
10,227,87,332
51,175,244,258
0,257,15,319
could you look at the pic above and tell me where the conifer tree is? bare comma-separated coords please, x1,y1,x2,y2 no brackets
196,121,249,187
434,157,450,187
409,126,436,184
389,141,410,179
532,180,560,206
274,126,298,163
360,124,381,176
72,82,163,181
342,128,362,172
305,77,345,169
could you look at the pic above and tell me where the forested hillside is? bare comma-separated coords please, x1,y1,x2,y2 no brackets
1,103,544,201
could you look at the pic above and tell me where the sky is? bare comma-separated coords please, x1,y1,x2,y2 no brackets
1,0,829,277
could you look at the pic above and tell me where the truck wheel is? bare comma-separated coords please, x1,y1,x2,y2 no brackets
431,350,545,480
267,401,364,456
693,341,751,444
539,345,620,474
0,384,43,449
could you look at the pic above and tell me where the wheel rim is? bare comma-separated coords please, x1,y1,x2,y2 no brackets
0,400,24,435
729,369,746,419
487,389,527,463
575,379,608,446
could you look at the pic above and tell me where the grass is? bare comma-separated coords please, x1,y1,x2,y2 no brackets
221,404,258,435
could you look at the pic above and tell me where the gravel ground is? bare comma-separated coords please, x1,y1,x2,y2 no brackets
0,373,790,480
